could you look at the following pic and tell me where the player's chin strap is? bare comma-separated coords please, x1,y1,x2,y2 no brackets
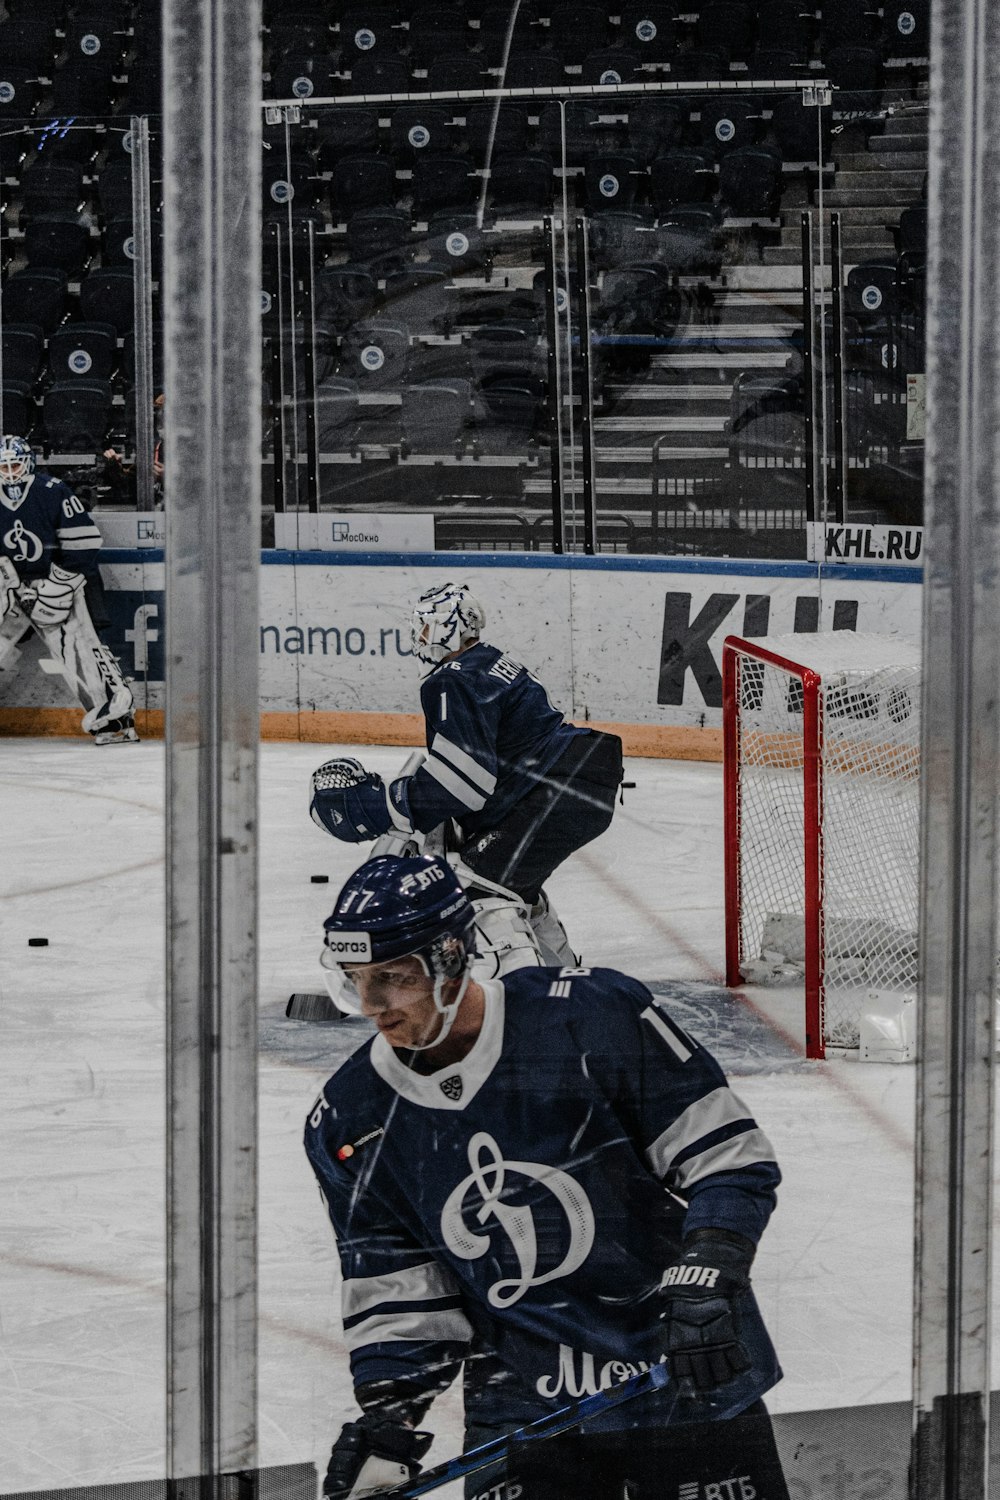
406,967,472,1052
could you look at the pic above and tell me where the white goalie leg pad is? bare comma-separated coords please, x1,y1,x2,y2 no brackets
470,895,543,981
0,596,29,670
530,890,580,967
31,589,135,733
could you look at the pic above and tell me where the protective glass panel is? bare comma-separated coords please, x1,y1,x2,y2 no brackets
0,98,167,1497
263,94,566,553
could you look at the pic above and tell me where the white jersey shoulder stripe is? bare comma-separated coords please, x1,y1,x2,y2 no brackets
343,1259,460,1321
424,754,487,811
430,732,497,796
640,1004,692,1062
670,1125,778,1192
645,1085,754,1179
343,1304,474,1354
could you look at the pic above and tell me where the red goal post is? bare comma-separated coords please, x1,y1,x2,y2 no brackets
722,632,921,1060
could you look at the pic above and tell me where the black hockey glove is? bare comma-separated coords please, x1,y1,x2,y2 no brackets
323,1412,433,1500
658,1230,755,1396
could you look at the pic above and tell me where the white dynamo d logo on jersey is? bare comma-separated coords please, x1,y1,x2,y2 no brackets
440,1132,595,1308
326,932,373,960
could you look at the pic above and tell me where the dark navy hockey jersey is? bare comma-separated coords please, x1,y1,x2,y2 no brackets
304,967,783,1433
392,642,587,839
0,473,103,582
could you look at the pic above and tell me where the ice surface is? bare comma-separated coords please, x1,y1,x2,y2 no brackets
1,739,995,1494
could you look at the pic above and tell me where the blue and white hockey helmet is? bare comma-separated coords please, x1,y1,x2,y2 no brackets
0,435,35,487
410,582,485,666
322,853,477,995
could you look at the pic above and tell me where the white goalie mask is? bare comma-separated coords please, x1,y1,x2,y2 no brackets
411,583,485,667
0,435,35,488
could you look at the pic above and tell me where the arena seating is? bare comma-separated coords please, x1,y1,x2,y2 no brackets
0,0,928,547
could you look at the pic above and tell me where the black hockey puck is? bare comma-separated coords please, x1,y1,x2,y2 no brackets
310,874,330,884
28,937,49,947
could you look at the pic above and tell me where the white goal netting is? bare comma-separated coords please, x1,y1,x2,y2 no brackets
727,633,921,1053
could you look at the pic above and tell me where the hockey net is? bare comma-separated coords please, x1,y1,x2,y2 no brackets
723,633,921,1059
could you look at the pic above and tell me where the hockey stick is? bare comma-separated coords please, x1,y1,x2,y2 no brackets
373,1363,674,1498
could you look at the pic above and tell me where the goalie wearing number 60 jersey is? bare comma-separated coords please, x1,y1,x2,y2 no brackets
0,436,137,745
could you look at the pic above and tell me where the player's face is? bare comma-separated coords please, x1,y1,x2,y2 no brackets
342,954,445,1048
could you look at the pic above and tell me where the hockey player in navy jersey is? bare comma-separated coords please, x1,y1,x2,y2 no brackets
306,854,791,1500
0,436,137,744
310,582,623,965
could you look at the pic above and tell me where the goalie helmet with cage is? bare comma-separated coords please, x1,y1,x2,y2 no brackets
320,854,479,1043
0,435,35,488
411,582,485,666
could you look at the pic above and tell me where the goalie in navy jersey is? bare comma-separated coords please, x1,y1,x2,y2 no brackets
306,854,791,1500
310,582,623,965
0,436,137,744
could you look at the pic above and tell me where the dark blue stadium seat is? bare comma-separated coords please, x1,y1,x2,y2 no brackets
580,46,640,86
650,149,716,212
425,213,490,272
425,52,487,90
390,105,454,161
585,154,644,212
485,154,554,214
44,378,114,451
547,5,610,65
618,3,676,60
0,16,58,70
65,11,129,68
316,109,381,168
339,318,410,387
269,52,336,100
671,46,730,80
464,103,530,161
718,146,783,216
502,53,566,87
400,379,473,454
50,59,116,116
881,0,930,55
19,162,86,219
697,1,756,58
79,268,135,335
340,6,402,59
846,260,899,319
627,100,685,161
764,1,814,56
348,53,411,93
820,0,878,47
0,65,40,119
897,205,927,257
771,94,833,160
382,263,454,333
345,206,413,265
411,153,477,216
24,215,92,276
331,154,398,215
97,160,135,221
317,266,379,328
1,324,45,387
1,268,68,334
1,380,34,437
695,97,764,157
48,323,118,383
315,378,361,449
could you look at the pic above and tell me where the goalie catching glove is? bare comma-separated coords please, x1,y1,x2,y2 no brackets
25,564,84,629
310,757,411,844
323,1413,433,1500
658,1229,755,1396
